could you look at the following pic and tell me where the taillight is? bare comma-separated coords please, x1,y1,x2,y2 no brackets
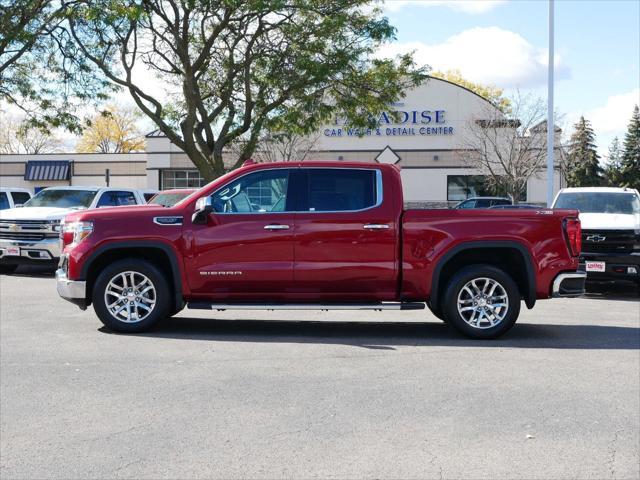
564,217,581,257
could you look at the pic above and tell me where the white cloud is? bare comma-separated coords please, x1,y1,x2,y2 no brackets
567,88,640,157
583,89,639,136
383,0,506,14
377,26,570,88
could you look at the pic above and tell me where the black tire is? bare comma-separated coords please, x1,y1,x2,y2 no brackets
427,302,447,322
0,264,18,274
442,264,521,339
92,259,170,333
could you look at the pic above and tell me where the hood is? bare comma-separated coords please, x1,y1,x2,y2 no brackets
0,206,84,222
579,212,640,231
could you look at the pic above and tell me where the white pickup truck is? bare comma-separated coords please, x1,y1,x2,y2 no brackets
0,186,148,273
552,187,640,288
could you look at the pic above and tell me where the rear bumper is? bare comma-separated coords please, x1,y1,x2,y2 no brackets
552,271,587,297
56,268,87,310
0,237,60,263
580,252,640,283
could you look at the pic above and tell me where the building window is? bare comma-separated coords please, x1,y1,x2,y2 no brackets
447,175,526,201
161,170,206,190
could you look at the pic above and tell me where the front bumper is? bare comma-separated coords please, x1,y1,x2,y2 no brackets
56,268,87,310
580,252,640,283
552,271,587,297
0,237,61,264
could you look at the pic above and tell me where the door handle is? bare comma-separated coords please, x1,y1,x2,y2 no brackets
264,224,290,230
363,224,390,230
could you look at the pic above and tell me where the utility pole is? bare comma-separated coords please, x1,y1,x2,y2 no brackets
547,0,555,206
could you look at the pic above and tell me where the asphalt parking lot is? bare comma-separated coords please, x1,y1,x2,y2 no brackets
1,267,639,480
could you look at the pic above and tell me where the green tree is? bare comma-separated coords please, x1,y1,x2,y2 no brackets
565,116,602,187
0,0,109,133
431,69,511,113
603,137,624,187
66,0,427,180
621,105,640,190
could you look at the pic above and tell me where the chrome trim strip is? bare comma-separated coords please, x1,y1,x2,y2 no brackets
264,224,290,230
207,167,384,215
153,216,183,226
552,271,587,297
363,224,390,230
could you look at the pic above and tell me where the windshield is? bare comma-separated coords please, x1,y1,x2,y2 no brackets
554,192,640,214
149,191,192,207
24,189,97,208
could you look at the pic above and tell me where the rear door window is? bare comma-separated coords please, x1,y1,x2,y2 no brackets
303,169,378,212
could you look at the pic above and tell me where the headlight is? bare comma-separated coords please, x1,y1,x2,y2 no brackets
48,220,61,232
62,221,93,246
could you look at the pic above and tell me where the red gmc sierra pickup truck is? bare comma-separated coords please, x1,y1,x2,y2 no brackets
56,161,586,339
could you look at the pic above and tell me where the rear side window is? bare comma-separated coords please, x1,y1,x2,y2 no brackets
305,169,378,212
10,192,31,205
0,193,9,210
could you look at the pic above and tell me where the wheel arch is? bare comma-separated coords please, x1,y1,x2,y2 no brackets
430,241,537,310
80,241,184,311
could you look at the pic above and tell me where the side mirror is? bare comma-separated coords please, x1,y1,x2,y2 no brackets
192,196,214,224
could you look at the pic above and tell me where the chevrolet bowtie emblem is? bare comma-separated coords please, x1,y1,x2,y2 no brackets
9,224,19,232
586,234,606,242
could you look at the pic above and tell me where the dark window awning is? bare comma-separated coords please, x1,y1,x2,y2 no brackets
24,160,71,181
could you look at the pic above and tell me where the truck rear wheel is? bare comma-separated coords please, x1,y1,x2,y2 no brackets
442,264,520,339
92,259,170,333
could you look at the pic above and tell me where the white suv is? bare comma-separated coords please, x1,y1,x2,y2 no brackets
0,188,32,210
0,186,147,273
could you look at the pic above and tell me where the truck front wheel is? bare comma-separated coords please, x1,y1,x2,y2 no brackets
442,264,521,339
92,259,170,333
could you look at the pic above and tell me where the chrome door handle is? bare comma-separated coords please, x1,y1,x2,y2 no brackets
363,224,390,230
264,224,290,230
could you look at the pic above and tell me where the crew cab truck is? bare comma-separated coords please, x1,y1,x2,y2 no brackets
0,186,147,273
56,162,586,339
552,187,640,289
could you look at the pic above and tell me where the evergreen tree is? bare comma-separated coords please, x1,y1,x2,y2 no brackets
603,137,624,186
565,116,603,187
621,105,640,190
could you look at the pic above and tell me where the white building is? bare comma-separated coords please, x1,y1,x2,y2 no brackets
0,77,563,205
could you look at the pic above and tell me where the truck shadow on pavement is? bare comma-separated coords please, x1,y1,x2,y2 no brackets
105,317,640,351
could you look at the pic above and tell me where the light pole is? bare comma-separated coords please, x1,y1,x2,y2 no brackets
547,0,555,206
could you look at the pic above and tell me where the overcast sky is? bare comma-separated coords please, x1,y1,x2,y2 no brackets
380,0,640,157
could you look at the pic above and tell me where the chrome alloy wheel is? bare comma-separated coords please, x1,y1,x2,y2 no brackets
104,271,156,323
456,277,509,329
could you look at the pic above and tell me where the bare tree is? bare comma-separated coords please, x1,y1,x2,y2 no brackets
0,113,61,153
249,131,321,163
461,93,557,203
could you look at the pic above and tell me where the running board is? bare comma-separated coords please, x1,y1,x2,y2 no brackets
187,302,425,311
